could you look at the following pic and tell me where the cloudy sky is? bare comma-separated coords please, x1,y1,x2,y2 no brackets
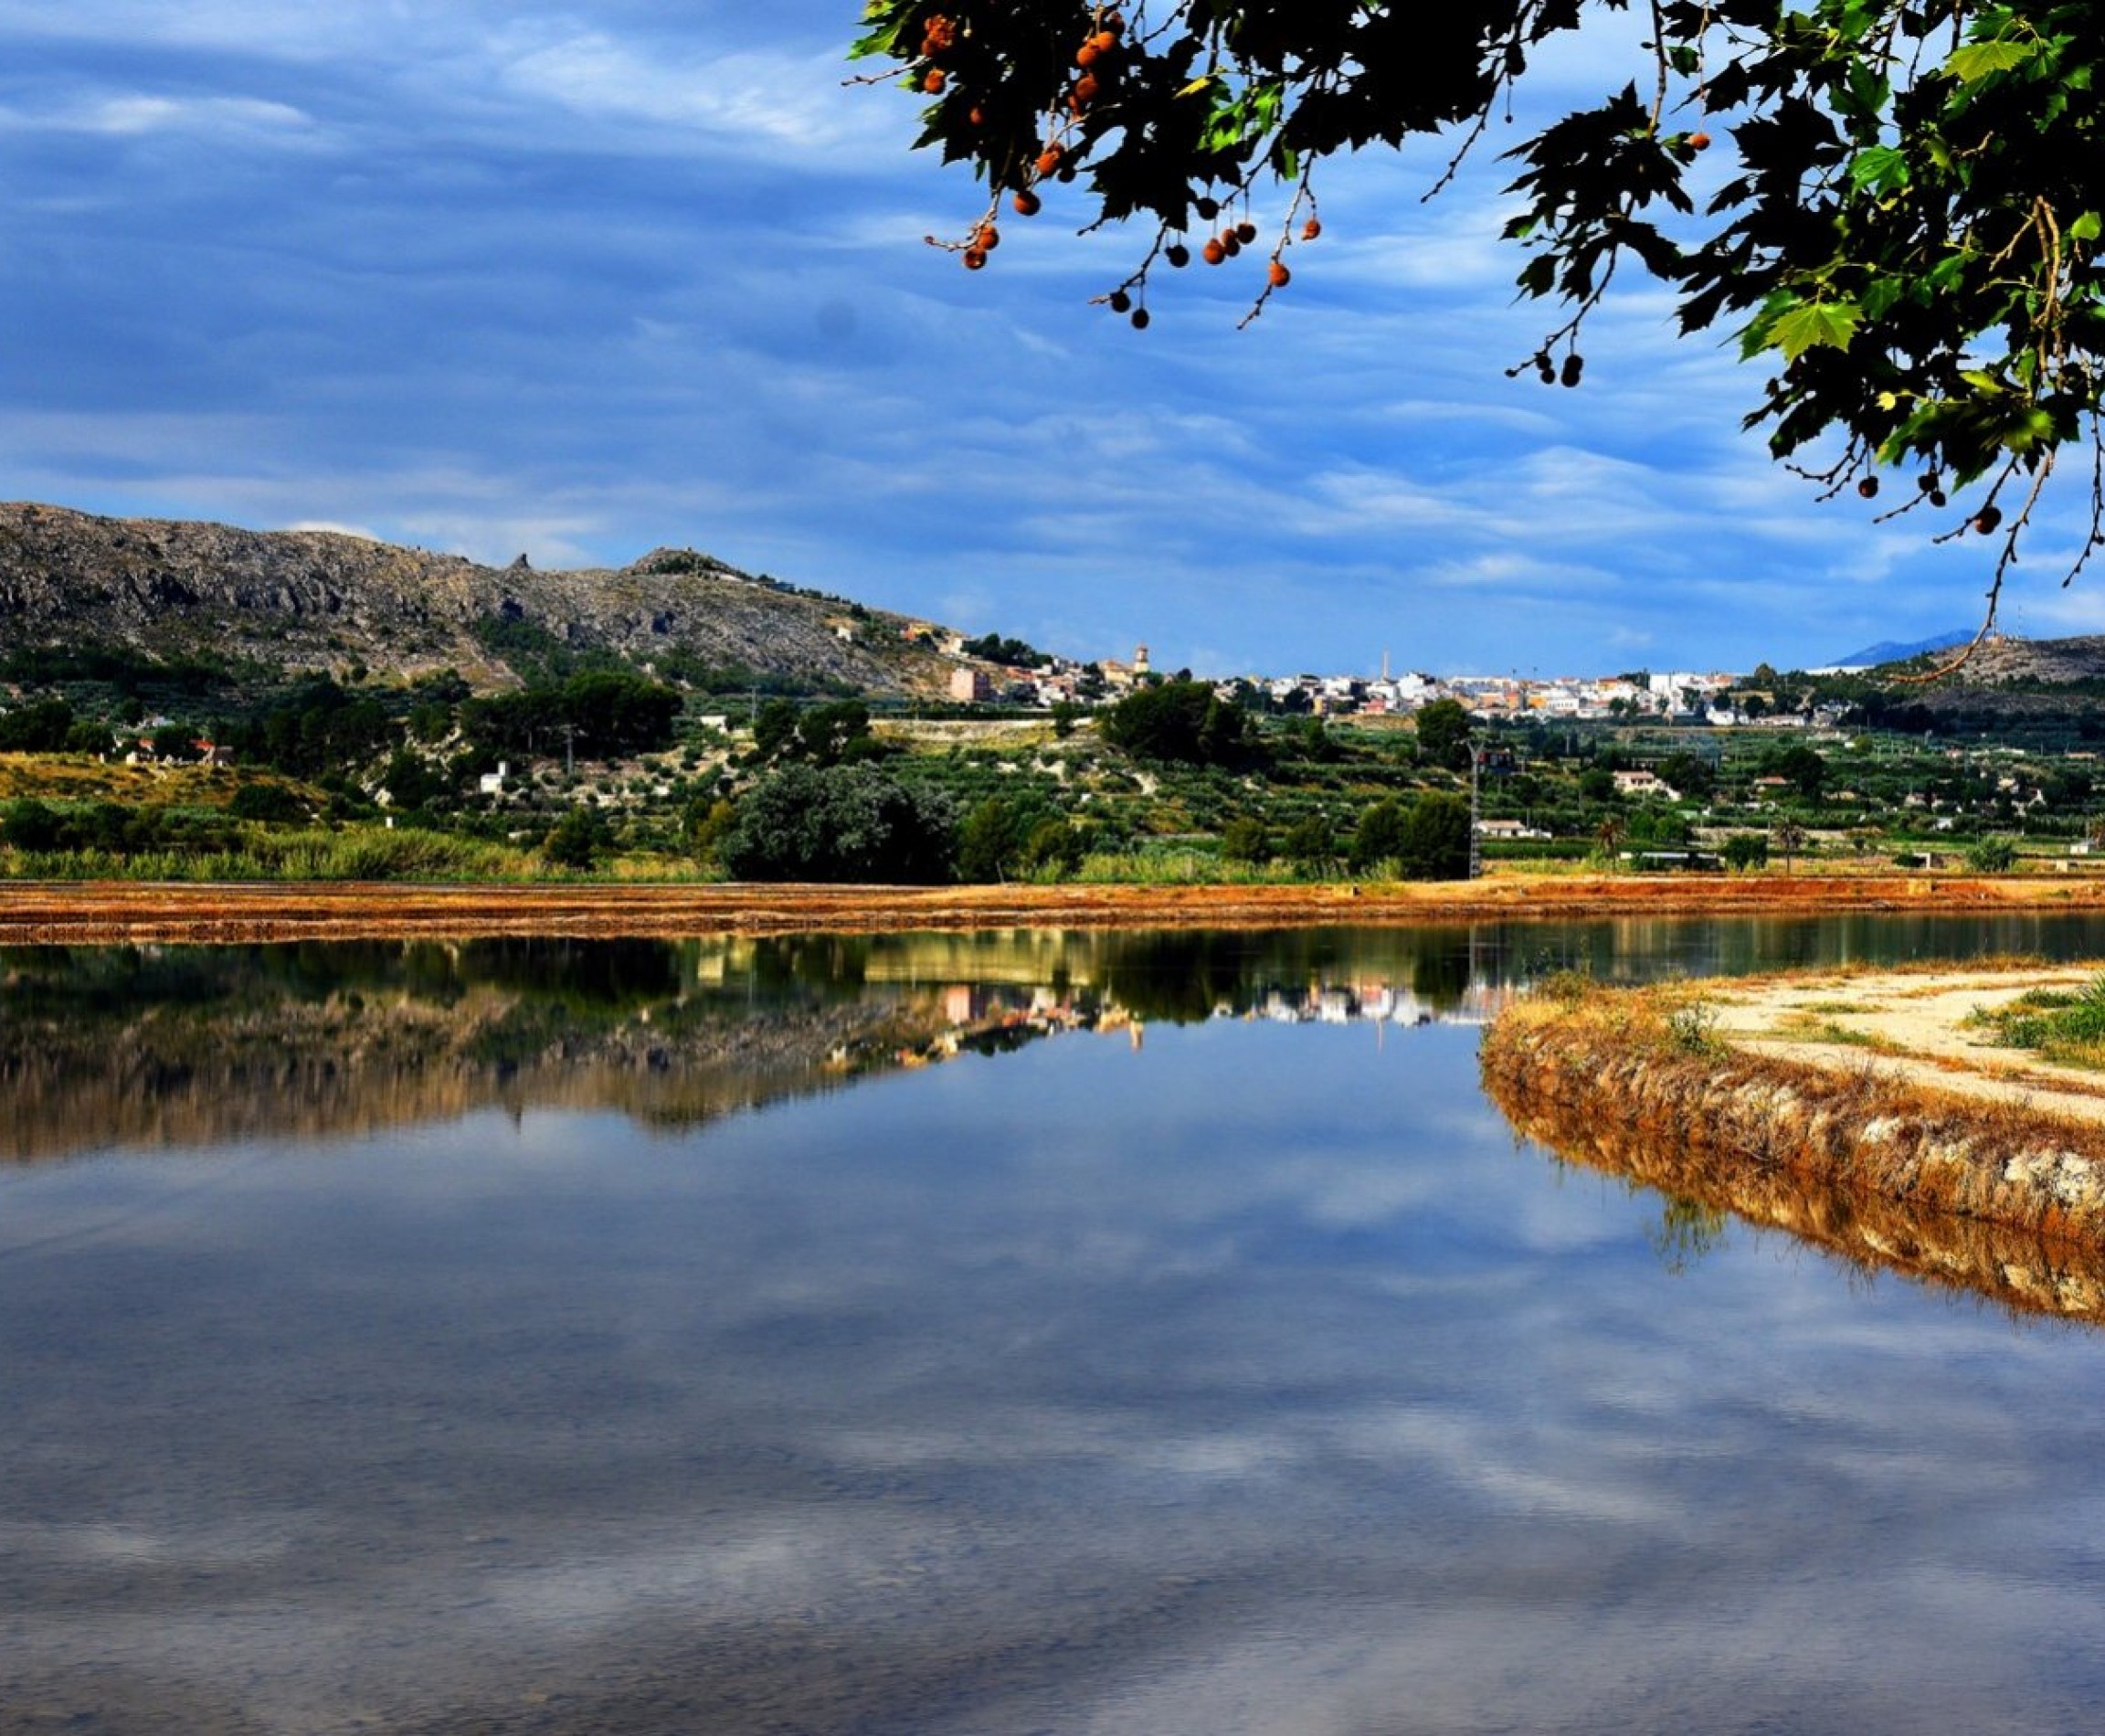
3,1,2095,675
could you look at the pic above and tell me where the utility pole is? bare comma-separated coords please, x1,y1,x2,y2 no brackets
1469,744,1483,881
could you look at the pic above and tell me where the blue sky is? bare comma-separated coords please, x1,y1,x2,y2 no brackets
2,2,2094,676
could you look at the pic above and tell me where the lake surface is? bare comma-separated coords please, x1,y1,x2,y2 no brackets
8,916,2105,1732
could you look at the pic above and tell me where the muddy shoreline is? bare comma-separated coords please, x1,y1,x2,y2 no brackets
5,872,2103,943
1481,969,2105,1318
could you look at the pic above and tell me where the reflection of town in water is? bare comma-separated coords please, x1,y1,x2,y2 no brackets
815,926,1524,1074
915,972,1515,1068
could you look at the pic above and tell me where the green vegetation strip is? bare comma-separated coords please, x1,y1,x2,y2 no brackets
1973,975,2105,1071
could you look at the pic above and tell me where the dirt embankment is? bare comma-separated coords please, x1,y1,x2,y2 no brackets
7,872,2105,943
1482,969,2105,1323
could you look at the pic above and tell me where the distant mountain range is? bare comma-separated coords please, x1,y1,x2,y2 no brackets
1825,630,1973,668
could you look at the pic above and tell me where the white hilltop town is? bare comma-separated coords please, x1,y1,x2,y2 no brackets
917,625,1836,730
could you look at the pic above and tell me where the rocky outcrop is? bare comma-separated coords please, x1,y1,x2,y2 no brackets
0,502,950,695
1959,633,2105,685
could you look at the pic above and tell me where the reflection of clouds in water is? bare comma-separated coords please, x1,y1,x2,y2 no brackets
0,1515,299,1570
13,997,2105,1728
472,1517,901,1637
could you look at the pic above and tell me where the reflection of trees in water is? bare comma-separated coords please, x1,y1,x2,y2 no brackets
1095,932,1259,1024
1647,1194,1730,1276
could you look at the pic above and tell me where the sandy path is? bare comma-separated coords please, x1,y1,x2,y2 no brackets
1706,964,2105,1125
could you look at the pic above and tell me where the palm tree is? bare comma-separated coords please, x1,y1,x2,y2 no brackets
1595,812,1627,871
1772,819,1808,873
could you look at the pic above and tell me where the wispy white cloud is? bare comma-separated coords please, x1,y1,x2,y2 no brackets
495,34,892,154
0,92,322,140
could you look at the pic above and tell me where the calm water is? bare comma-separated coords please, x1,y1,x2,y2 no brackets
7,917,2105,1733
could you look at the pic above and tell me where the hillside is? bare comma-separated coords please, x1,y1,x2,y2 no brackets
0,503,952,695
1827,631,2105,746
1950,632,2105,685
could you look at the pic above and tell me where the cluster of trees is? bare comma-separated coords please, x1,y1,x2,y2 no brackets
1,797,237,857
461,672,682,762
750,698,891,767
0,698,101,754
956,793,1088,881
706,763,1478,885
217,677,393,778
1348,794,1473,878
0,640,233,701
959,632,1051,669
1098,678,1260,767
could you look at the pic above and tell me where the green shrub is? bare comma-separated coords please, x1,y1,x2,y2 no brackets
1,798,62,852
1282,814,1338,873
544,805,612,870
721,763,957,884
1393,792,1472,879
1967,835,2016,873
1721,831,1769,870
229,783,309,824
1017,816,1085,878
1220,816,1272,863
1349,798,1411,872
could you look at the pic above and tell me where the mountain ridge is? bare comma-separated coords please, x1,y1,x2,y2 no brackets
0,503,952,696
1825,629,1973,668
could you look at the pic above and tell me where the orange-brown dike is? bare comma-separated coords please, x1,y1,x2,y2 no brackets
8,871,2105,942
1481,971,2105,1325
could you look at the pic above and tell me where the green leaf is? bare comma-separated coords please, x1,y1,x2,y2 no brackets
1946,39,2037,83
847,2,908,60
1847,144,1909,195
2072,211,2102,245
1765,301,1861,361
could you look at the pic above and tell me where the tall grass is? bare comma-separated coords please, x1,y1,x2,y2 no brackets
1981,971,2105,1067
5,827,542,882
1070,849,1314,885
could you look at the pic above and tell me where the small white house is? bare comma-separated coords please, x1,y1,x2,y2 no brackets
1612,769,1680,800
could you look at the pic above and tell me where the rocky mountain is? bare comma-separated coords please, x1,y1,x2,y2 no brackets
1845,630,2105,745
1949,632,2105,684
0,503,953,695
